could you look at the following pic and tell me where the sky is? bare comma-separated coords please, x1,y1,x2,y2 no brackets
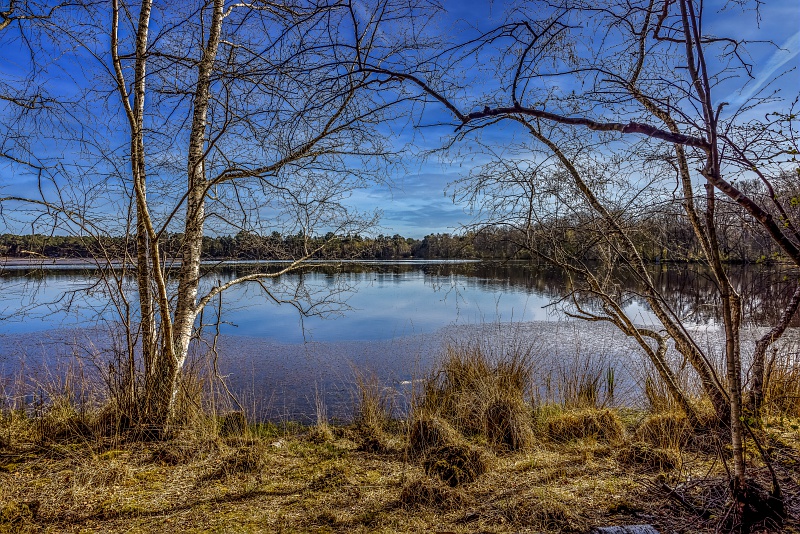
1,0,799,239
367,0,800,237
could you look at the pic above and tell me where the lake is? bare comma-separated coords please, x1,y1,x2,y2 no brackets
1,260,797,420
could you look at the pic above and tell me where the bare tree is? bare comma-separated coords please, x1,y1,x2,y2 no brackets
365,0,798,525
1,0,436,428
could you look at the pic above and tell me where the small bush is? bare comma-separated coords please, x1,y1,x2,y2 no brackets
408,415,460,457
423,444,488,487
399,476,466,509
544,408,624,443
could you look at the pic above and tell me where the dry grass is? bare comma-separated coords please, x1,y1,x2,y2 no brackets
635,411,692,450
542,407,625,444
415,342,534,451
3,341,800,533
764,353,800,418
407,414,460,457
1,407,800,533
617,441,680,471
422,443,489,487
496,493,587,532
202,441,269,481
398,476,467,509
352,371,396,454
484,396,536,451
218,412,247,437
32,398,95,446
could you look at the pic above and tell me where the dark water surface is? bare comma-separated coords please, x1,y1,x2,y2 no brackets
1,261,797,420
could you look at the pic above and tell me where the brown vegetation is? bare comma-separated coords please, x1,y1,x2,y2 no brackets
1,343,800,533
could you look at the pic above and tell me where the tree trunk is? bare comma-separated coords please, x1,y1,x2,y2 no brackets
167,0,226,418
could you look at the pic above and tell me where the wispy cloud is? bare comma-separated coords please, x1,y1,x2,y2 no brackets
727,30,800,106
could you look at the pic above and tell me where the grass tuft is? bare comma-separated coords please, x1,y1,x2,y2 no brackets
353,371,395,453
354,371,394,431
34,399,95,445
203,442,268,481
218,411,247,437
307,424,335,444
543,407,625,443
398,476,467,509
635,411,691,450
416,342,534,452
309,463,350,491
498,495,586,532
149,437,221,465
617,441,680,471
423,443,488,487
484,396,535,451
764,353,800,417
407,414,460,457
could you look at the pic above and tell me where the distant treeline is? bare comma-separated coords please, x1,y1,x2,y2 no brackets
0,231,479,260
0,215,788,263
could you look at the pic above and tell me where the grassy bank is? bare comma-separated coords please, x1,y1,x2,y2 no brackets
1,343,799,533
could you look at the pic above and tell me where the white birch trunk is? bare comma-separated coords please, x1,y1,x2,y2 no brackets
167,0,226,416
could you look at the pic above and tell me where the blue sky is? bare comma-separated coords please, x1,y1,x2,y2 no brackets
359,0,800,237
1,0,798,239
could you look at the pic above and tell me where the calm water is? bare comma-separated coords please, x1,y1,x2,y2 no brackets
0,260,649,340
1,260,797,420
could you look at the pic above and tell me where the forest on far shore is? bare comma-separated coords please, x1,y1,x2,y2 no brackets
0,205,791,264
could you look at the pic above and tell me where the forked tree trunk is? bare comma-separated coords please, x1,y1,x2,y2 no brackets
164,0,226,420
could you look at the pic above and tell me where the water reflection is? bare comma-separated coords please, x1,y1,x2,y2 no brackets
0,260,797,421
1,261,797,338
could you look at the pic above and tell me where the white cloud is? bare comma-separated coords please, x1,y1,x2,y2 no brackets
727,30,800,106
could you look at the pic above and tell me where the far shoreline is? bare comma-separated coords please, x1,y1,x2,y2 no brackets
0,257,481,269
